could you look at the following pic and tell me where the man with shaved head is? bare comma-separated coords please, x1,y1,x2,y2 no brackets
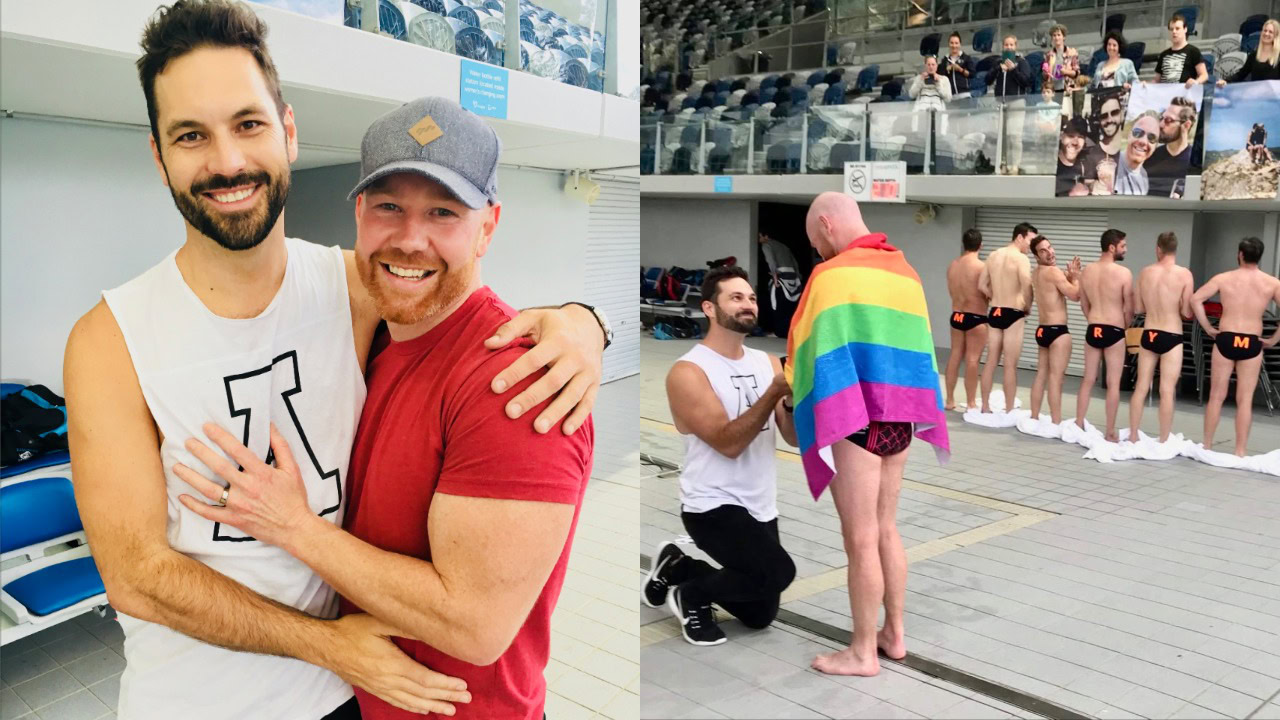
790,192,949,677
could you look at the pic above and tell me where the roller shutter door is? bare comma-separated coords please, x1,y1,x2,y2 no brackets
586,176,640,382
975,207,1110,376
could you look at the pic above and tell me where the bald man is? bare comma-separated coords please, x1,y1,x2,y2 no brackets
799,192,948,677
1192,237,1280,456
978,223,1037,413
1128,232,1193,443
1028,237,1081,425
1075,229,1133,442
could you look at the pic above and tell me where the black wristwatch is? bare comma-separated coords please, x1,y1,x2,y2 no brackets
562,302,613,350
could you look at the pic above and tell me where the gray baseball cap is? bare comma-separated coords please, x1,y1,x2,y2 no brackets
348,96,501,208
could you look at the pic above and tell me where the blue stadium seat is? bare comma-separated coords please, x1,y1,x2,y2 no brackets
0,477,108,634
830,142,859,170
807,70,826,87
1202,52,1215,75
1025,51,1044,91
823,81,846,105
695,94,715,109
1123,41,1145,71
1105,13,1125,35
765,142,801,173
681,96,697,109
920,33,941,57
976,54,1001,75
855,65,879,92
882,80,903,100
715,91,730,106
973,27,995,54
716,79,731,93
760,87,777,104
679,123,702,146
790,86,808,104
1240,14,1267,38
761,75,780,91
970,74,989,96
1243,31,1261,53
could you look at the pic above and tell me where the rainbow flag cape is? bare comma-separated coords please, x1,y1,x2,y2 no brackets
784,233,950,499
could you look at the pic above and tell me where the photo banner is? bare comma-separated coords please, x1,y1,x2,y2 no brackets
1202,80,1280,201
1055,82,1203,198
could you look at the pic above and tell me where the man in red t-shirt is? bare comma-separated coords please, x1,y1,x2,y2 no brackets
170,97,600,719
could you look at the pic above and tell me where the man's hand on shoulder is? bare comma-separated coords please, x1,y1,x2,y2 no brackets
482,303,605,435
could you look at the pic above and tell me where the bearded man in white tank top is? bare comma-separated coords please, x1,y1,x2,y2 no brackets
63,3,605,719
642,266,799,646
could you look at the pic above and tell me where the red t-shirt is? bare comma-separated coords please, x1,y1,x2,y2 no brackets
339,286,594,719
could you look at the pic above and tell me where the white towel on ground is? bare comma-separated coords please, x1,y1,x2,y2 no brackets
963,391,1028,428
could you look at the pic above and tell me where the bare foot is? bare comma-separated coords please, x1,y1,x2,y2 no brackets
812,648,880,676
876,628,906,660
981,405,992,414
944,401,956,411
1105,430,1119,443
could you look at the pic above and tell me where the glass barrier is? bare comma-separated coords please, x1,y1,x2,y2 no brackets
642,94,1079,177
261,0,610,93
933,100,999,175
1000,97,1062,176
807,104,866,173
865,100,929,173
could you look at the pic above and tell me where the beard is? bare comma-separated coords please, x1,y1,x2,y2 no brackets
169,168,289,252
1160,125,1179,143
357,245,476,326
713,304,758,333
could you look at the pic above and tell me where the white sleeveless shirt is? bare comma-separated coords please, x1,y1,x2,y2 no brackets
101,237,363,720
676,344,778,522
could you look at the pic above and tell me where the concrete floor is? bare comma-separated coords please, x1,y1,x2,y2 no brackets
641,335,1280,720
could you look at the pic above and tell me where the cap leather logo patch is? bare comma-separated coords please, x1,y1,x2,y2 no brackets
408,115,444,146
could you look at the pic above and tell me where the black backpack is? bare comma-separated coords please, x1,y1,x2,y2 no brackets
1,384,69,467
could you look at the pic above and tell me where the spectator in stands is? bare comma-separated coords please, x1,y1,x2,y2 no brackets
988,34,1031,97
1217,18,1280,85
1056,118,1090,196
1090,31,1137,90
1155,13,1209,88
1147,96,1196,197
989,34,1031,174
908,55,953,113
1115,112,1159,195
1043,24,1081,106
942,31,976,96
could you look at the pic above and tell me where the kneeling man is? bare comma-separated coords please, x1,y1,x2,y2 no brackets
645,266,798,646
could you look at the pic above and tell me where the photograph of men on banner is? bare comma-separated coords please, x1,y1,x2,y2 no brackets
1055,83,1203,198
1202,80,1280,200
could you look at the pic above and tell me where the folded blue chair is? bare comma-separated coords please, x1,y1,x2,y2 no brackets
1177,6,1198,36
1,476,108,643
855,64,879,92
806,70,826,87
1123,42,1145,72
823,81,846,105
972,26,994,54
1243,31,1261,53
1240,14,1266,38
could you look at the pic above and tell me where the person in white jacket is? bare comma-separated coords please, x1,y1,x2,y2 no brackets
908,55,953,145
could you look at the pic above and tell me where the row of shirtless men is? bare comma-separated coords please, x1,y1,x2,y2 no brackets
944,224,1280,457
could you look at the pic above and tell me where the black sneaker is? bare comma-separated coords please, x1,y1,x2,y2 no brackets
642,541,686,608
667,586,726,646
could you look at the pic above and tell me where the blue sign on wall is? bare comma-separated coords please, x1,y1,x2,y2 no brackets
459,59,509,119
714,176,733,193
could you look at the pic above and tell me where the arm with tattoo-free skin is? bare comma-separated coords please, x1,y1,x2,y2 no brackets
667,361,791,459
1055,258,1082,301
1191,274,1222,338
64,303,470,716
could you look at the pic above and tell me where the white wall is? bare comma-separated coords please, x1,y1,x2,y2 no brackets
0,117,590,395
287,163,590,310
1,118,184,394
1196,211,1270,280
640,198,756,283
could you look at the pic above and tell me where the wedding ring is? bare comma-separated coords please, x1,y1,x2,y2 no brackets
218,487,230,507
